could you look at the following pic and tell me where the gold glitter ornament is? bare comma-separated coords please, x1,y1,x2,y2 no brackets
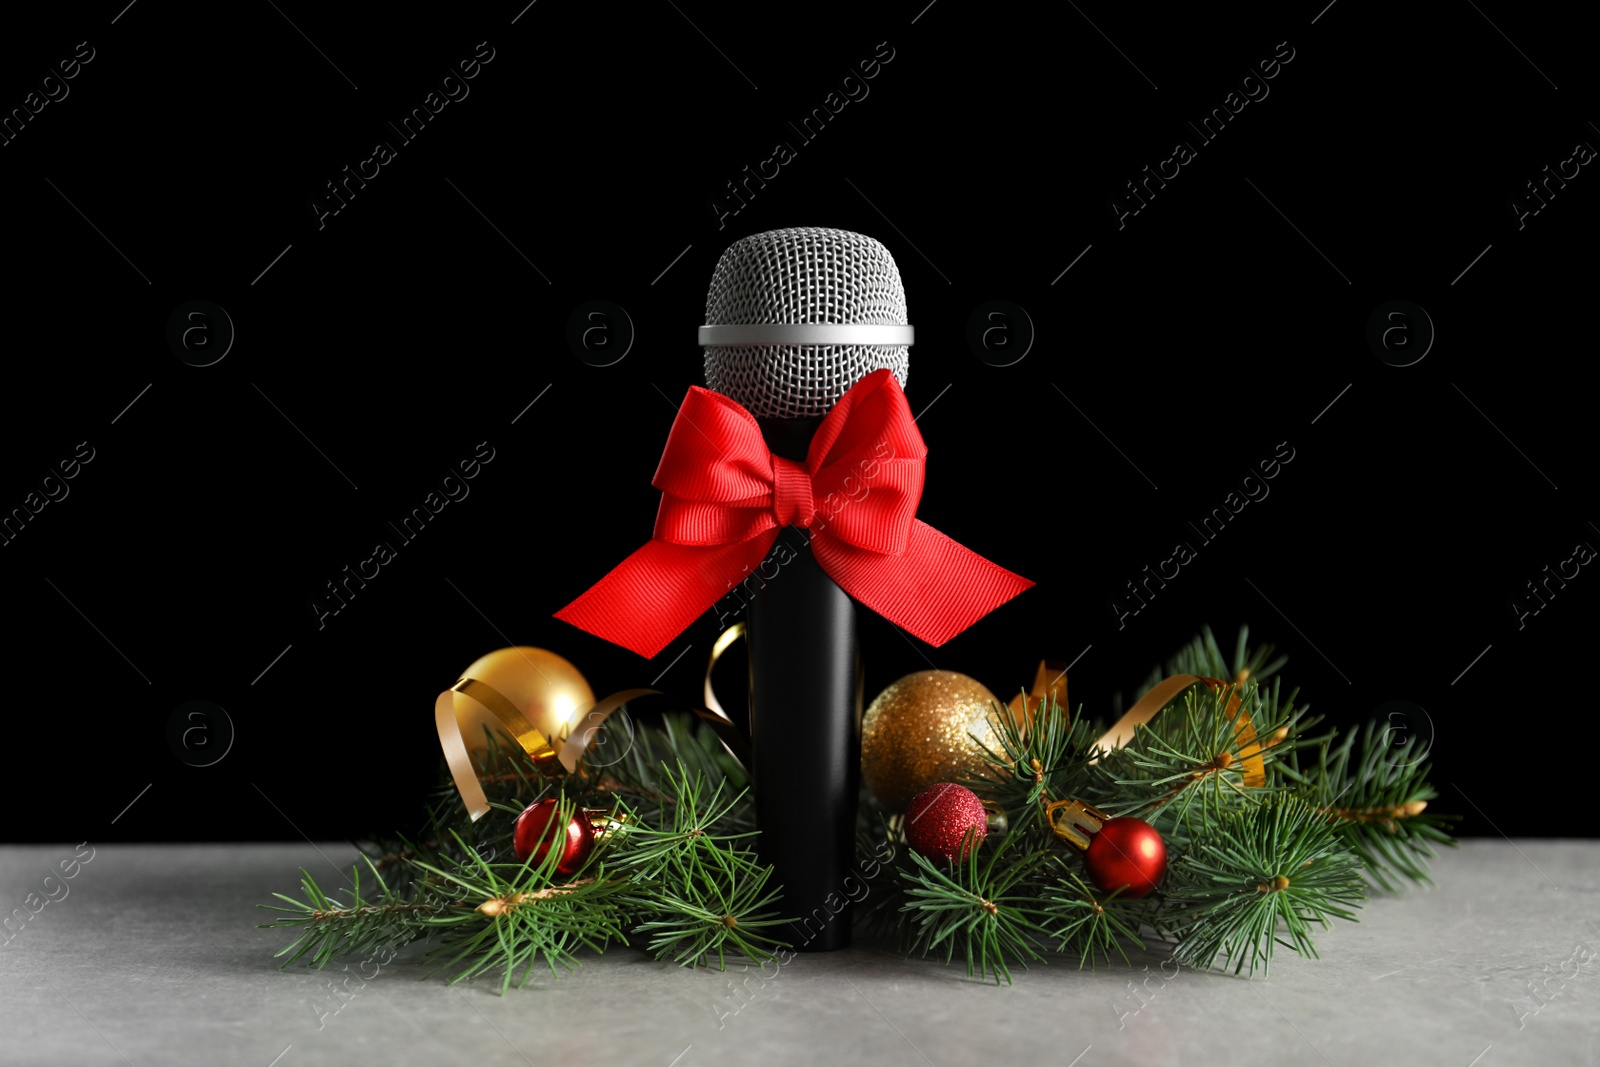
861,670,1004,811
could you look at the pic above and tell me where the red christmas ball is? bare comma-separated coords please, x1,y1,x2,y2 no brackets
904,783,988,863
512,799,594,876
1084,816,1166,897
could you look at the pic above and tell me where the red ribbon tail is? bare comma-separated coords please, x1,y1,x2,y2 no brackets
554,535,777,659
814,520,1033,646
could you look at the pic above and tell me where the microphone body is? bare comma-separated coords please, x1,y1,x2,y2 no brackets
747,419,859,951
702,227,912,951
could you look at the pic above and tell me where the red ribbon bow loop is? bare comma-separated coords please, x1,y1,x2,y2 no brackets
555,369,1032,658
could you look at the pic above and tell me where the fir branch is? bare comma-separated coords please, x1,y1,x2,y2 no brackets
967,695,1099,840
604,712,754,832
897,831,1052,985
261,734,777,990
606,764,763,880
1035,867,1150,968
260,855,453,969
366,843,424,872
1090,682,1311,833
1280,720,1459,891
607,763,791,968
261,627,1453,989
1162,795,1365,976
410,811,630,993
630,856,789,968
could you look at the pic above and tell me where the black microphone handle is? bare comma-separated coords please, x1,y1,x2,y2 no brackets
745,415,860,952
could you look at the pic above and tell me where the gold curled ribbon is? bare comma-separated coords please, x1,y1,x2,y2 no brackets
552,685,751,781
1093,670,1265,787
555,688,664,778
1008,659,1068,720
436,633,756,820
704,622,745,722
1011,659,1265,789
696,623,753,769
435,677,579,821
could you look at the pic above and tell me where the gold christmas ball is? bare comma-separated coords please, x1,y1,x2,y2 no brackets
861,670,1004,812
453,647,594,757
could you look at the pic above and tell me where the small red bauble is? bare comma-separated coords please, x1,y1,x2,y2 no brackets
1084,816,1166,897
904,783,988,863
512,799,594,876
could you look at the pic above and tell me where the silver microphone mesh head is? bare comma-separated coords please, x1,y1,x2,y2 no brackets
702,227,911,418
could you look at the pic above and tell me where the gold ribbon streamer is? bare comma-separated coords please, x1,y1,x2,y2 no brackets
1011,660,1264,789
1008,659,1068,720
555,688,664,777
435,677,576,821
695,623,752,769
704,622,745,722
554,685,751,782
436,631,756,820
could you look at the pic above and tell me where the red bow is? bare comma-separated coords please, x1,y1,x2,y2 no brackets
555,369,1032,658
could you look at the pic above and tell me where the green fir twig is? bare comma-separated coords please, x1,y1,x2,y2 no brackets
1281,720,1459,891
1162,795,1365,976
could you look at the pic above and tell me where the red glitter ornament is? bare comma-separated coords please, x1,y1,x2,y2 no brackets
512,799,594,876
1083,816,1166,897
904,783,988,863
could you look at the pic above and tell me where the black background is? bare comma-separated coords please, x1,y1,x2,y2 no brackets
3,1,1593,841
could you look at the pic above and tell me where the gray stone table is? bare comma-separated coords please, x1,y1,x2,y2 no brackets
2,841,1596,1066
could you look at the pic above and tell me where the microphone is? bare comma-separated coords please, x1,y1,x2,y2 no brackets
701,227,913,951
